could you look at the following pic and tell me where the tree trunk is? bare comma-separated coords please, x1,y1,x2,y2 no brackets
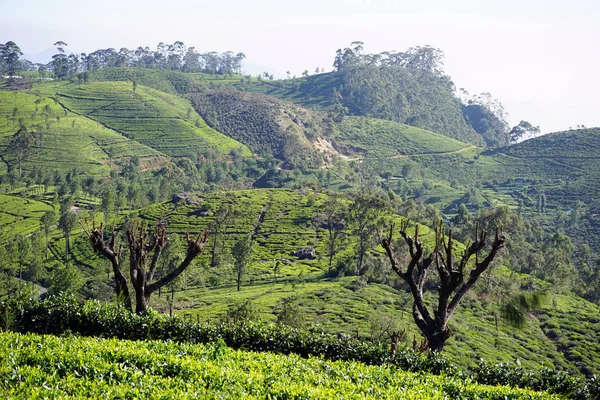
65,233,69,264
211,233,219,267
18,264,22,296
135,290,150,315
328,242,335,271
420,323,451,352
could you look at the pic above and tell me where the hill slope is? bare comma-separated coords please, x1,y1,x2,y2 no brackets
0,90,161,176
37,81,251,158
48,188,600,376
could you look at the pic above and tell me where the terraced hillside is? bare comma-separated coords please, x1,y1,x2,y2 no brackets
0,194,53,235
0,90,163,176
37,81,251,158
332,116,472,157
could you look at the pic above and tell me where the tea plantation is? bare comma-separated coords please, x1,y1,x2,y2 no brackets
0,331,561,399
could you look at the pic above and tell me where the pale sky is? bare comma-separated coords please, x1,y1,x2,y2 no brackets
2,0,599,134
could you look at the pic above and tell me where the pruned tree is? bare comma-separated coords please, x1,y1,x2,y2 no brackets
381,220,505,351
84,222,208,314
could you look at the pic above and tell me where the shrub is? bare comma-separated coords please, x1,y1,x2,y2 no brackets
4,295,598,398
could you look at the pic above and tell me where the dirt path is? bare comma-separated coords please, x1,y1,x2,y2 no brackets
343,145,478,162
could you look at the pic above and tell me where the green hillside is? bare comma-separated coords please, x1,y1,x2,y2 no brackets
0,194,53,235
354,128,600,250
0,90,162,176
332,116,472,157
2,48,600,389
35,188,595,377
35,81,251,158
191,90,321,166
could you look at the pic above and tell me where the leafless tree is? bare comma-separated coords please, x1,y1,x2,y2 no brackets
381,220,505,351
83,221,208,314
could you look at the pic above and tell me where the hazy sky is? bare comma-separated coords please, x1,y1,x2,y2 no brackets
2,0,599,133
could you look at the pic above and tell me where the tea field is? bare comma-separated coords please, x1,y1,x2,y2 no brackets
0,331,559,399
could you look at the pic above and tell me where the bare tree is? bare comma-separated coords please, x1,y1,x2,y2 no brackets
84,222,208,314
381,220,505,351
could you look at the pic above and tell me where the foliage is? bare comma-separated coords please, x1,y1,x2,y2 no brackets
48,264,83,296
226,299,260,324
510,120,541,143
0,330,561,399
0,41,23,76
5,295,455,374
461,92,511,147
4,295,598,398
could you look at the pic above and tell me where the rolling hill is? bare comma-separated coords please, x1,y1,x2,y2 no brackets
0,80,251,179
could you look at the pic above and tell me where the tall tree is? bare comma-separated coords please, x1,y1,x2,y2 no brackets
210,199,238,268
349,192,387,275
100,188,116,224
0,41,23,76
509,120,541,143
232,234,253,291
52,41,69,79
381,220,505,351
316,195,347,272
14,234,31,297
58,210,77,264
9,126,36,178
84,222,208,314
40,210,57,260
48,264,83,296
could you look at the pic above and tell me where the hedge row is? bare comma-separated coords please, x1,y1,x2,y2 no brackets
2,295,598,399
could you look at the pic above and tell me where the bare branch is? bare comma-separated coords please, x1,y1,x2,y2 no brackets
147,229,209,295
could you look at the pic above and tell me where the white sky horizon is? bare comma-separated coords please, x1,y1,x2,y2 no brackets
2,0,599,134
